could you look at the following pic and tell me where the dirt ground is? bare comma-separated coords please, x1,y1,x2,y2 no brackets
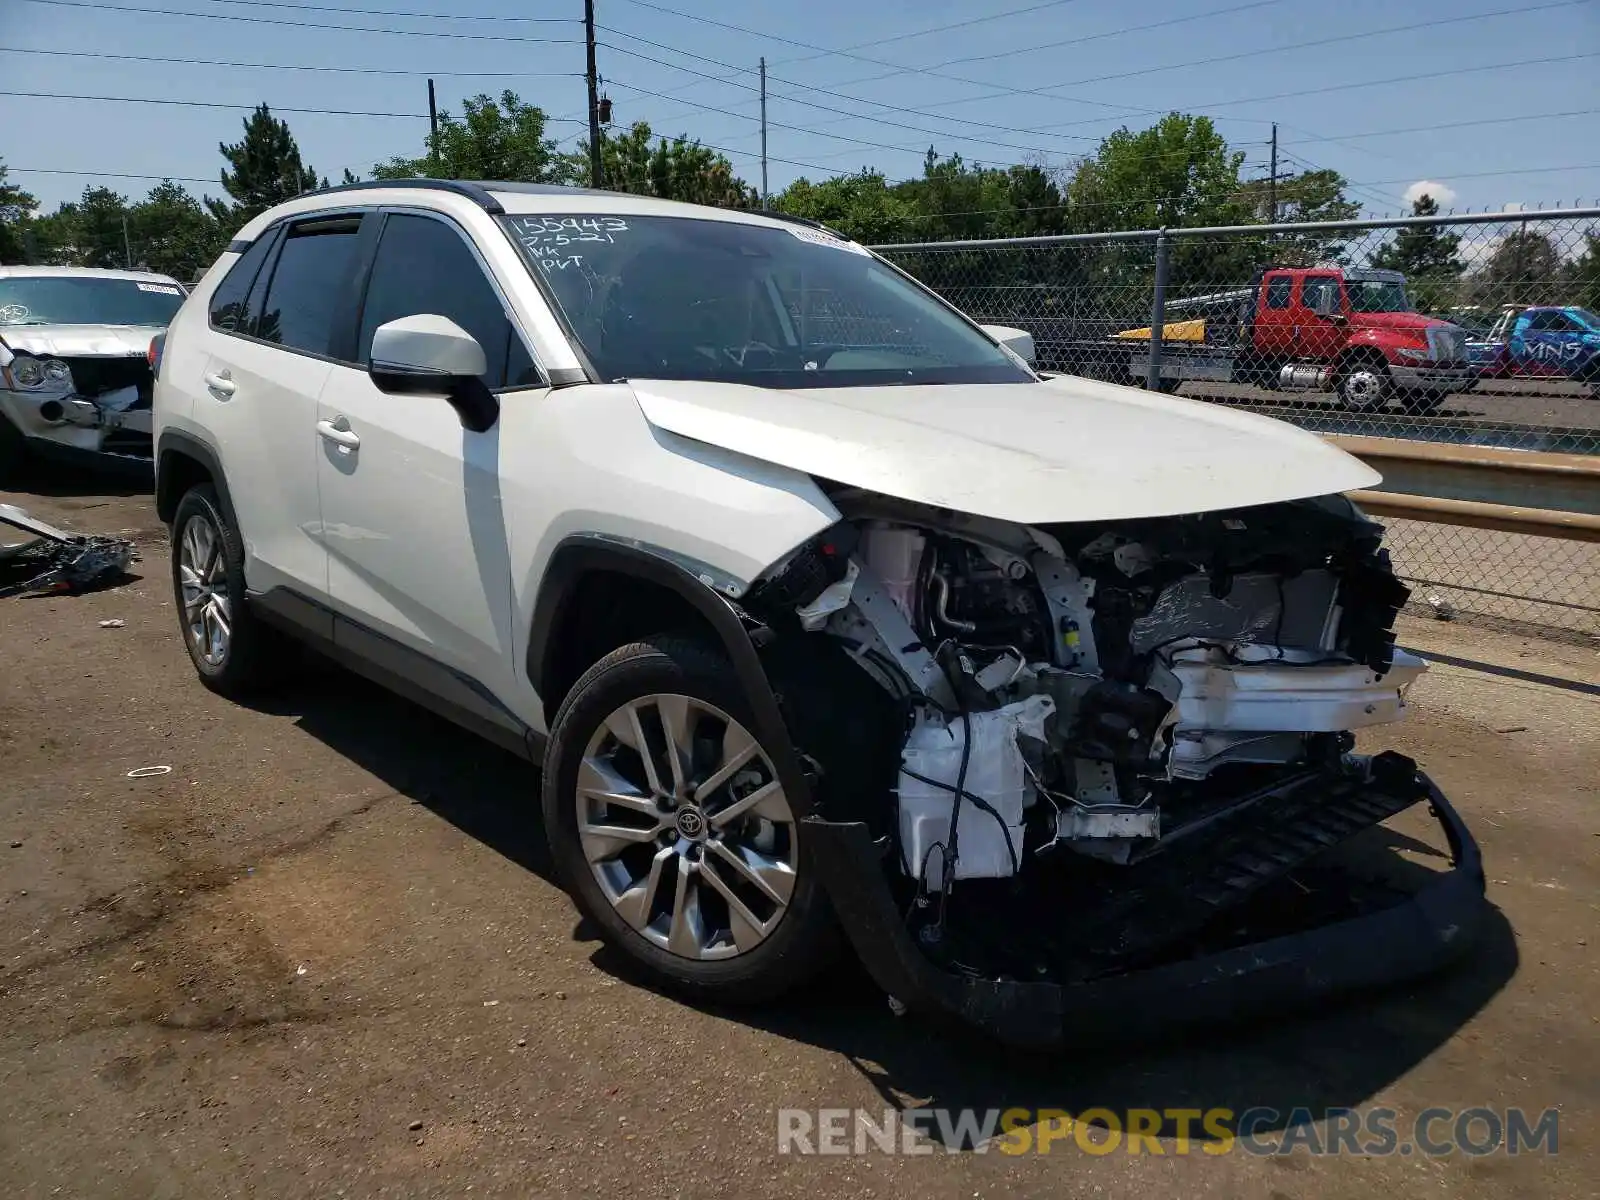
2,475,1595,1200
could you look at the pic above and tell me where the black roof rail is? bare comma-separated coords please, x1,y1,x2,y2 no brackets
293,178,506,214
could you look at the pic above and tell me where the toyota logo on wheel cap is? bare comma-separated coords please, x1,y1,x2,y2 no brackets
675,808,706,839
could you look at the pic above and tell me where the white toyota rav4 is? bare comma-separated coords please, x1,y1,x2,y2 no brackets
153,180,1484,1045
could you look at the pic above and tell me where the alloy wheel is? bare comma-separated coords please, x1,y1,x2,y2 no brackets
577,694,797,961
178,513,231,667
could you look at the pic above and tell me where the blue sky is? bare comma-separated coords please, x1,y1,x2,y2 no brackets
3,0,1597,219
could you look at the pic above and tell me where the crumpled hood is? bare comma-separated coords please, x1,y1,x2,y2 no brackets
0,324,158,358
629,374,1382,525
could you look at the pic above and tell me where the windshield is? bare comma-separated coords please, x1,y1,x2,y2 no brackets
500,214,1032,388
0,276,185,328
1346,278,1413,314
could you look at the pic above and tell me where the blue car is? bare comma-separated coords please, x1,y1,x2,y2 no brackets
1467,305,1600,394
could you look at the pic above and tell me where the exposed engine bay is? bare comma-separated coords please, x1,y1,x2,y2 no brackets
746,488,1428,981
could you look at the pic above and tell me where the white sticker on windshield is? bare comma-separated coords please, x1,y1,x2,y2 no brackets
137,282,181,295
787,226,869,255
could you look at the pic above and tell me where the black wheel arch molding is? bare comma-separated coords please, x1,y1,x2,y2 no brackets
156,427,238,530
526,533,817,819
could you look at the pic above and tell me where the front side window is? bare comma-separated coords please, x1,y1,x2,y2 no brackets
499,213,1032,388
257,217,362,356
1528,310,1580,333
359,213,538,390
1346,278,1413,314
1301,275,1341,313
1264,277,1292,309
0,275,184,328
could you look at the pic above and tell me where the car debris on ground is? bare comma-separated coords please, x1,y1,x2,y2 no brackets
0,502,136,598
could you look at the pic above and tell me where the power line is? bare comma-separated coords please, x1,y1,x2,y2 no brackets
835,0,1585,119
790,0,1287,99
16,0,583,43
1034,51,1600,134
85,0,575,20
1304,109,1600,145
611,0,1089,106
598,39,1155,156
0,45,584,78
126,0,574,20
1,88,588,122
597,25,1157,126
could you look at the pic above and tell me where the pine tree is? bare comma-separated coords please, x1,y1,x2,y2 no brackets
0,157,38,264
207,104,321,231
1371,194,1465,312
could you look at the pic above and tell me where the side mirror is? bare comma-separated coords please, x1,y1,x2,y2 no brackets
980,324,1036,366
368,314,499,433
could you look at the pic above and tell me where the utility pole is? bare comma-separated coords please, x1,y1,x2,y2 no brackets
1268,122,1278,223
427,78,439,173
759,57,769,208
584,0,603,188
122,214,132,269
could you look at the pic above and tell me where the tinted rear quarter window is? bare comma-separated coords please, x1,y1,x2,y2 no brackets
257,219,362,356
208,231,278,333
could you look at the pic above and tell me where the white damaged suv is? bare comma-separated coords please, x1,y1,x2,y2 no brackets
153,180,1484,1045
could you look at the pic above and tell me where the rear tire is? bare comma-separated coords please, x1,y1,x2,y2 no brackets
170,483,291,697
542,634,841,1004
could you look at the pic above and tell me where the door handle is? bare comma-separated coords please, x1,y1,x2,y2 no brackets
203,371,236,398
316,418,361,451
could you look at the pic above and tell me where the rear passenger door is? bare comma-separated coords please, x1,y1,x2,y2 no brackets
196,212,367,600
315,208,546,716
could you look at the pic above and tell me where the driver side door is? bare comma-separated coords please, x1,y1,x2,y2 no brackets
315,208,548,720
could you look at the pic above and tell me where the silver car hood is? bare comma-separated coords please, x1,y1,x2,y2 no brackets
629,374,1382,525
0,324,159,358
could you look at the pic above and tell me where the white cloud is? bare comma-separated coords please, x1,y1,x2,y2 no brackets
1404,180,1458,207
1501,201,1527,213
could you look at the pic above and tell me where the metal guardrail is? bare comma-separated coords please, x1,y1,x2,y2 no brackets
1328,436,1600,541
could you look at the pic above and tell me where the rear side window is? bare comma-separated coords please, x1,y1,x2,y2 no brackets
1264,277,1292,309
358,212,539,390
257,218,362,356
208,230,278,334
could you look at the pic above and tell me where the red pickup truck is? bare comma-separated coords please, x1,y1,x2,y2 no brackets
1082,265,1474,414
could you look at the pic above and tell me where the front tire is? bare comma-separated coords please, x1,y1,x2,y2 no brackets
170,483,289,697
1337,360,1391,412
541,635,840,1003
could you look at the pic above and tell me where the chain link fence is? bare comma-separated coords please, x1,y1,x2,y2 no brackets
873,209,1600,639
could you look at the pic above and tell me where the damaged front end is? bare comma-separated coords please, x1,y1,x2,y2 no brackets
1,334,161,471
739,489,1486,1046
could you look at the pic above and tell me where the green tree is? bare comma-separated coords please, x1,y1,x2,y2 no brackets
128,181,226,281
41,186,133,268
0,158,38,264
1371,194,1463,275
1235,167,1361,266
584,121,755,206
773,169,918,243
1477,228,1564,307
1565,229,1600,313
208,104,321,232
1066,113,1248,234
373,91,575,184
